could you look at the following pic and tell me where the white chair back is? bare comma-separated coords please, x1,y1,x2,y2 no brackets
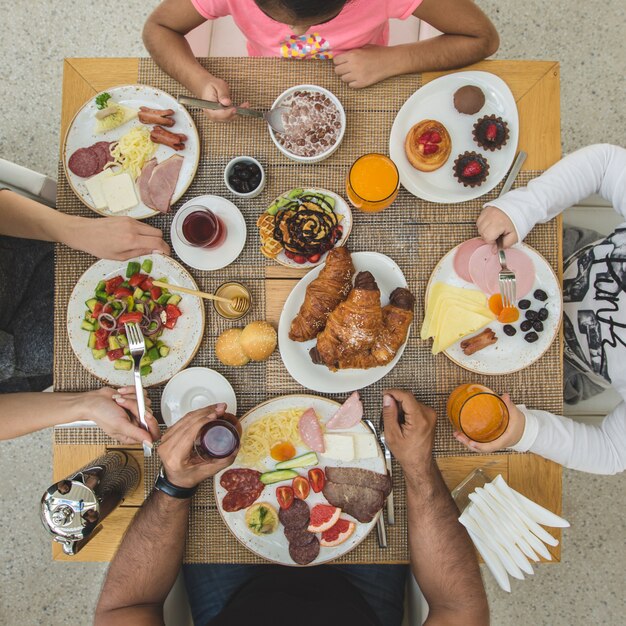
0,158,57,207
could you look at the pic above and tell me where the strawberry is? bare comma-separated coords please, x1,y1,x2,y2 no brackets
418,132,431,144
308,253,321,263
429,131,442,144
423,143,439,155
284,250,295,259
485,123,498,141
293,255,307,264
462,160,483,178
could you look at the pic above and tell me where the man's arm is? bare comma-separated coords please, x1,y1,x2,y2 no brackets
95,405,235,625
334,0,498,88
383,390,489,626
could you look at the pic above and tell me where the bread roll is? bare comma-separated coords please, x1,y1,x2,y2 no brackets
240,321,277,361
215,328,250,367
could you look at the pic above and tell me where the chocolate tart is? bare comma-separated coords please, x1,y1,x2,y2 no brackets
453,151,490,187
472,115,509,152
453,85,485,115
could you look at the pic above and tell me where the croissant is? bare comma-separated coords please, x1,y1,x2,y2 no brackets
289,247,355,342
370,288,415,365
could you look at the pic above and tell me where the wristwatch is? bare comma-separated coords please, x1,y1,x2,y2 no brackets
154,466,198,499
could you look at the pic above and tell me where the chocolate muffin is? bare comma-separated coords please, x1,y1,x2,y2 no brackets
453,151,490,187
472,115,509,151
453,85,485,115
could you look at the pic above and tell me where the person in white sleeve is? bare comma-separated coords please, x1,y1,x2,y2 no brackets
454,144,626,475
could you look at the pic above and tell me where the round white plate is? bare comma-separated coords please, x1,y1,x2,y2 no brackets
214,394,385,566
63,85,200,219
160,367,237,427
171,195,247,271
67,255,204,387
263,188,353,269
389,71,519,203
279,252,410,392
426,242,562,375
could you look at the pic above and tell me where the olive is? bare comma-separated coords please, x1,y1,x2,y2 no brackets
240,181,251,193
520,320,532,332
524,331,539,343
229,175,243,190
534,289,548,301
525,310,538,321
237,167,251,181
518,299,531,310
247,163,260,175
233,163,246,175
533,320,544,332
503,324,517,336
250,173,261,188
538,308,549,321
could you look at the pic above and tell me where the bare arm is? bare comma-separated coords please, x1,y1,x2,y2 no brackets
383,390,489,626
334,0,499,88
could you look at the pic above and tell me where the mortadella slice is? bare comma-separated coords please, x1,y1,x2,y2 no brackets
453,237,486,283
298,408,325,453
326,391,363,430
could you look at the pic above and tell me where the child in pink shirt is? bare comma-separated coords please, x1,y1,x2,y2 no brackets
144,0,498,121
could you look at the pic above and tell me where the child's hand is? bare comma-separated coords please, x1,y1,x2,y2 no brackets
477,206,518,247
198,77,248,123
333,46,391,88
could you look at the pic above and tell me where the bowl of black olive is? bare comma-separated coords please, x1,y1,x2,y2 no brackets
224,156,266,198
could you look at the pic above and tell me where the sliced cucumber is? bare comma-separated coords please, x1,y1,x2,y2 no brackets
96,290,108,302
107,336,121,350
117,334,128,347
259,469,299,485
87,332,96,349
140,365,152,376
274,452,318,470
126,261,140,278
91,348,107,360
323,195,335,209
287,188,303,199
135,302,145,314
267,203,279,216
157,294,170,306
133,287,144,300
141,259,153,273
167,295,182,306
95,280,106,293
158,345,170,358
81,319,96,332
139,355,152,368
144,337,154,350
126,296,135,312
85,298,98,312
113,359,133,371
148,347,160,362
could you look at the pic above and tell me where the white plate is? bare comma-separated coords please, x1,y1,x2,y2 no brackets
264,188,352,268
214,394,385,566
63,85,200,219
171,195,247,271
426,242,562,375
67,255,204,386
160,367,237,427
279,252,410,392
389,71,519,203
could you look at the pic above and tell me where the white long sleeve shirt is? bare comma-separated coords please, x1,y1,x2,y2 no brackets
487,144,626,474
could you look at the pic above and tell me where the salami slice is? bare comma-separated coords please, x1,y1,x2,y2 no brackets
278,499,310,529
284,526,316,547
220,468,262,492
221,485,263,512
91,141,113,172
68,148,99,178
289,536,320,565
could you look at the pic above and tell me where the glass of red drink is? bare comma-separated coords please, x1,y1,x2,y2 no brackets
177,206,227,249
194,418,241,460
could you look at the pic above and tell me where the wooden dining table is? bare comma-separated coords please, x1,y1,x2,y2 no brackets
53,57,562,562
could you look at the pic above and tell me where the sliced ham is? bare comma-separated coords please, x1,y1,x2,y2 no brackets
326,391,363,430
453,237,486,283
137,158,157,207
298,408,325,453
146,155,183,213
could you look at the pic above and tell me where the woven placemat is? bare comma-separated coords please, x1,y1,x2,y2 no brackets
53,58,562,564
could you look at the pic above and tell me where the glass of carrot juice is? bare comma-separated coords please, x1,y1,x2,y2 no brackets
447,383,509,443
346,153,400,212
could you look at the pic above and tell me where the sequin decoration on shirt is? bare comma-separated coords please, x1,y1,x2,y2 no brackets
280,33,333,59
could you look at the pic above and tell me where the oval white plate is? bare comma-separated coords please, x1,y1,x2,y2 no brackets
279,252,410,392
214,394,385,566
161,367,237,427
67,255,204,386
389,71,519,203
263,188,352,268
171,195,247,271
63,85,200,219
426,242,562,375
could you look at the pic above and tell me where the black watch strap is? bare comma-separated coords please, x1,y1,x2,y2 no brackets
154,466,198,499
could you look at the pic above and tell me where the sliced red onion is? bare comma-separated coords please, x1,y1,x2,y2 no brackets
98,313,117,331
144,316,162,336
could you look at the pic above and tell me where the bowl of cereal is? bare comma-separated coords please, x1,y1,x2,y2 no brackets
269,85,346,163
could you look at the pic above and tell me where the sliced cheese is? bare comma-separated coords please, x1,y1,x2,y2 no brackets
321,434,355,462
84,169,114,210
432,306,494,354
101,172,138,213
352,433,378,459
423,296,494,339
94,104,138,134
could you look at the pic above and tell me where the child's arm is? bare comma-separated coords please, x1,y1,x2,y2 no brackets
143,0,239,122
334,0,499,88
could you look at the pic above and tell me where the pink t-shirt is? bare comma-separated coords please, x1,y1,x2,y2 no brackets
191,0,422,59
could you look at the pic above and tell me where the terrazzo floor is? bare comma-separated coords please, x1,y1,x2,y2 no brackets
0,1,625,625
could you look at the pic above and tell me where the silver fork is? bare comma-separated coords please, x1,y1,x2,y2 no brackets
497,237,517,308
124,322,152,457
364,418,387,548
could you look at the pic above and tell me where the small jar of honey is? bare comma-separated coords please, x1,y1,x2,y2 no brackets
213,282,252,320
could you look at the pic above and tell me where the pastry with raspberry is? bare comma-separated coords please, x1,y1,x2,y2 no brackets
404,120,451,172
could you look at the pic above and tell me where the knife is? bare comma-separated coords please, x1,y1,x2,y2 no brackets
364,419,387,548
499,150,527,197
379,424,395,526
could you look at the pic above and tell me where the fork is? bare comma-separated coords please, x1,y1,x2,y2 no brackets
124,322,153,457
364,418,388,548
497,237,517,309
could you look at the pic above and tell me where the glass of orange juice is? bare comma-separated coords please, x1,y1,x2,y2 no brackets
447,383,509,443
346,153,400,212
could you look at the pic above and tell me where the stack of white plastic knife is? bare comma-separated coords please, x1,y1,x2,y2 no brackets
458,474,570,592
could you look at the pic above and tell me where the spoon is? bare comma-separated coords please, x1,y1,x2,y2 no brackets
177,95,288,134
152,280,249,314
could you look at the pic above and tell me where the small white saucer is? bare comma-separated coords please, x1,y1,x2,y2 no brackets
171,195,247,271
160,367,238,427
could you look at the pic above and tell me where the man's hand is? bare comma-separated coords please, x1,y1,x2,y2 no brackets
382,389,437,473
71,216,170,260
158,404,237,488
453,393,525,452
333,46,391,88
84,387,160,444
477,206,518,248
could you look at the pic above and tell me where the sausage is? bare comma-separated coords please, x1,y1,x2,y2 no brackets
289,536,320,565
220,468,262,492
221,485,263,512
460,328,498,356
91,141,113,171
150,125,187,150
68,147,100,178
140,106,175,116
284,526,316,546
139,108,175,127
278,499,310,529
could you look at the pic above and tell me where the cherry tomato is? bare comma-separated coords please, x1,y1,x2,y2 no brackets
113,287,133,299
118,312,143,325
104,276,124,295
276,486,294,510
292,476,310,500
128,273,147,288
107,348,124,361
91,301,104,320
150,286,162,300
270,441,296,462
308,468,325,493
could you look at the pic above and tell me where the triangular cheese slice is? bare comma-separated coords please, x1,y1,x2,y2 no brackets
432,306,494,354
